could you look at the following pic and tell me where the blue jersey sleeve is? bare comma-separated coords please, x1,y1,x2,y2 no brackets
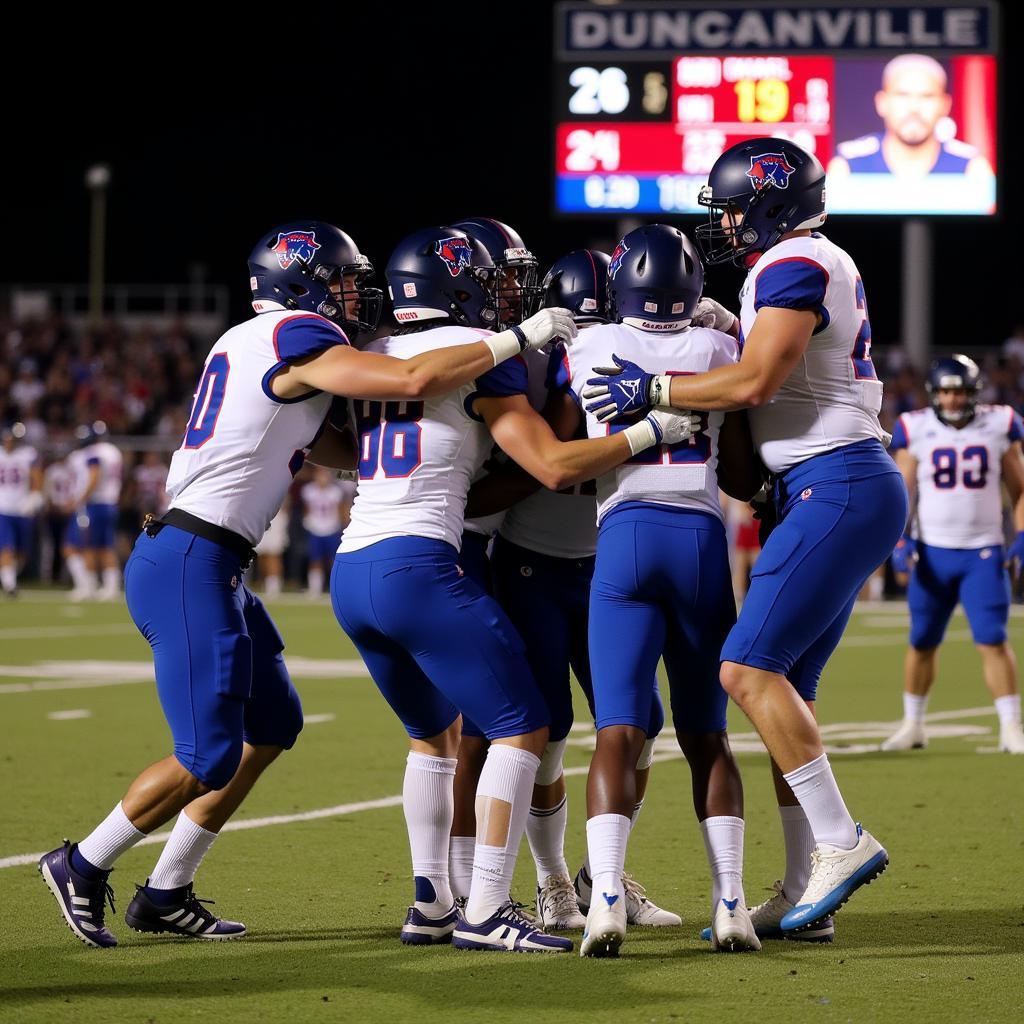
1008,410,1024,442
475,355,528,398
889,416,909,451
754,258,830,331
273,315,349,364
546,343,571,392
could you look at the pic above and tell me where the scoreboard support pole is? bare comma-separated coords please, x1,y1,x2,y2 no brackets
901,219,933,370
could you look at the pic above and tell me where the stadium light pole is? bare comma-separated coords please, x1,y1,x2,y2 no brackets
86,164,111,325
901,219,932,370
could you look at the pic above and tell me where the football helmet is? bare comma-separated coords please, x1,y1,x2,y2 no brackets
926,354,982,425
542,249,610,324
248,221,382,336
452,218,542,327
74,421,107,447
606,224,703,331
386,226,497,329
696,138,827,267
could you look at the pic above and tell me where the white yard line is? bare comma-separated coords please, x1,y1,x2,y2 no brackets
0,707,997,872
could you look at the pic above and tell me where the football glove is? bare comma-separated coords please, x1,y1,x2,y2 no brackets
582,356,659,422
691,297,737,334
891,536,917,575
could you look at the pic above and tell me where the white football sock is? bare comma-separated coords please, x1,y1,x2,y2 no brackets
101,566,120,593
465,745,539,923
449,836,475,901
0,565,15,592
903,692,929,723
263,574,282,597
995,693,1022,727
778,803,815,903
586,813,631,905
783,753,858,851
527,795,570,885
147,809,218,890
699,815,746,914
307,567,324,597
78,802,146,870
402,751,456,913
66,553,91,592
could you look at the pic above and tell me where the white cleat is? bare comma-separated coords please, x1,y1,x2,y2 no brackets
536,874,586,930
780,825,888,933
69,587,94,603
880,719,927,751
622,873,681,927
748,880,834,942
579,890,627,958
999,721,1024,754
710,897,761,952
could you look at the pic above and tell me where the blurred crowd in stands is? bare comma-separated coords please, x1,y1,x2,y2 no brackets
2,313,1024,595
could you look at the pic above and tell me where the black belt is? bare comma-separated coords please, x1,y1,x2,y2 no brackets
145,509,257,569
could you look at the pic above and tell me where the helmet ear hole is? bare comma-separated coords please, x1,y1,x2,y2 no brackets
683,251,694,275
637,251,647,276
766,203,784,219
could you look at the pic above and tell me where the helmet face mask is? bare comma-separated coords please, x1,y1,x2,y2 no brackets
248,222,383,337
926,355,982,426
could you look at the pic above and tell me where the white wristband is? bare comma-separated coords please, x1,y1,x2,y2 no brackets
648,375,673,408
621,419,658,456
482,332,522,366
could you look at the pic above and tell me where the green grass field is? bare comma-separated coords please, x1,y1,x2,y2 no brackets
1,593,1021,1023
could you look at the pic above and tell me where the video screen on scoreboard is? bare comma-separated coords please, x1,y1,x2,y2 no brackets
554,53,997,216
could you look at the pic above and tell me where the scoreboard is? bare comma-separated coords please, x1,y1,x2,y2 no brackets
553,2,998,216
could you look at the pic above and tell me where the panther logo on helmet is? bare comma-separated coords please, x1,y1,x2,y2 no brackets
271,231,321,269
608,240,630,279
747,153,797,190
435,237,473,278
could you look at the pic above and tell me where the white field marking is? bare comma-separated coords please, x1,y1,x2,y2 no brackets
0,658,370,695
60,607,85,619
0,624,137,642
46,709,92,720
302,713,336,725
860,615,911,629
0,707,999,871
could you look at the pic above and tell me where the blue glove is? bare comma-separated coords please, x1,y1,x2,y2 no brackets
891,536,917,574
581,355,656,422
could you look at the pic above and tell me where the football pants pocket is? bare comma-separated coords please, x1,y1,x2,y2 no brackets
213,630,254,700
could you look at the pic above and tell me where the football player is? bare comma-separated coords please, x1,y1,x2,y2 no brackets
331,225,695,953
72,421,124,601
583,139,908,940
300,466,355,598
0,422,43,596
883,355,1024,754
562,225,762,956
39,221,561,949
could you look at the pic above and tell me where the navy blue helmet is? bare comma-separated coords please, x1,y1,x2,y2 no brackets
926,354,983,425
542,249,610,323
695,138,827,267
452,217,542,328
386,226,498,329
248,221,382,336
606,225,703,330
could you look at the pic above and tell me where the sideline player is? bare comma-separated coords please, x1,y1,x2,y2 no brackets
583,139,908,938
882,355,1024,754
74,422,124,601
566,225,762,956
39,221,566,949
301,466,354,597
0,423,42,596
331,225,696,953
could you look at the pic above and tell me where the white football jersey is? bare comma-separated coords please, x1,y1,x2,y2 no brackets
166,311,348,546
739,233,889,474
499,345,598,559
564,322,737,525
892,404,1024,549
340,325,502,553
79,442,123,505
301,479,354,536
0,446,38,514
43,460,75,508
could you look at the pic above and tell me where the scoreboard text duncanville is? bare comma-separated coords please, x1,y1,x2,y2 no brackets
552,2,998,217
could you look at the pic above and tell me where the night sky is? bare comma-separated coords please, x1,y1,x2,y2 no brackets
5,2,1020,350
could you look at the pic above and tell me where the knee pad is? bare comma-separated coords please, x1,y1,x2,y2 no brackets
635,737,656,771
535,738,567,785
